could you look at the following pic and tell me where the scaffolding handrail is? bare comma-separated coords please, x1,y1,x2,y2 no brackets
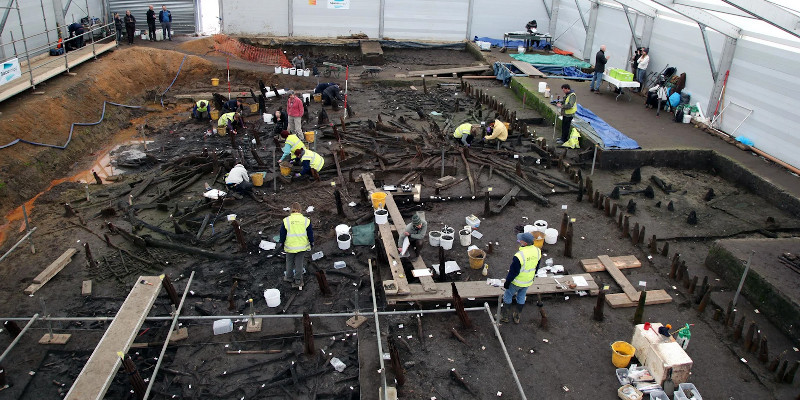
0,22,115,66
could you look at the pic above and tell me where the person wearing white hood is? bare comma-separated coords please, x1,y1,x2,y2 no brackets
225,163,255,198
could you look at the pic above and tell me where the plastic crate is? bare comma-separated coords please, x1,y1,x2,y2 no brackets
617,70,634,82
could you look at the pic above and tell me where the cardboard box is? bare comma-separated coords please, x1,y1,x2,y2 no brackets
631,323,675,365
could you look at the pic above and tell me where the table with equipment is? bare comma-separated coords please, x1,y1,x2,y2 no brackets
603,74,641,101
503,31,553,51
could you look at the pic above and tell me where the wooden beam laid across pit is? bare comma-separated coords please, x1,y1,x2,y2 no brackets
595,255,672,308
24,248,77,295
581,255,642,273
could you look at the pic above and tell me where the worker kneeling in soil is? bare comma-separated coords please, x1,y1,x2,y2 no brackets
192,100,210,120
397,213,427,261
279,130,306,162
222,98,243,113
218,112,244,135
501,232,542,324
225,163,254,196
480,119,508,145
452,123,479,146
322,84,344,107
279,202,314,289
291,148,324,181
314,82,337,95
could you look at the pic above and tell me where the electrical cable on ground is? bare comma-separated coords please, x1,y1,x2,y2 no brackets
160,54,188,107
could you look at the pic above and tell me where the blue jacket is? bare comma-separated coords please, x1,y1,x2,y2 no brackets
159,10,172,22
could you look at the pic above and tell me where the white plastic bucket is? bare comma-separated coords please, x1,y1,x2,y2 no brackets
374,209,388,225
440,234,454,250
459,229,471,246
303,69,311,77
544,88,551,97
517,45,525,55
544,228,559,245
290,68,297,75
335,224,350,236
282,67,289,74
538,82,547,93
277,89,287,95
523,224,535,233
337,233,351,250
302,93,311,102
263,113,273,123
274,66,281,74
533,220,548,232
264,289,281,307
429,231,441,247
265,91,276,98
683,113,691,123
441,227,455,236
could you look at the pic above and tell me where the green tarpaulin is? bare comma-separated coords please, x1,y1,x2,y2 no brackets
352,222,375,246
510,54,591,69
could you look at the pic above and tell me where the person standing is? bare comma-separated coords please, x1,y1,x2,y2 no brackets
590,45,610,93
636,48,649,91
501,232,542,323
146,5,157,41
123,11,136,45
280,202,314,289
630,47,642,74
286,90,304,137
113,13,123,42
556,84,576,144
292,54,305,70
159,5,172,41
397,213,427,260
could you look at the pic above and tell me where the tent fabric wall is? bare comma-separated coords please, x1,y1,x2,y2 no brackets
107,0,196,34
590,5,642,70
221,0,288,36
724,37,800,169
291,0,379,38
383,0,469,41
469,0,549,41
552,1,586,57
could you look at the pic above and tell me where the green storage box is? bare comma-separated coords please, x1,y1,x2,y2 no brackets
617,70,634,82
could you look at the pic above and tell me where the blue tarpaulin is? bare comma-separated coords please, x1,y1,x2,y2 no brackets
493,62,514,85
575,104,640,149
535,66,592,78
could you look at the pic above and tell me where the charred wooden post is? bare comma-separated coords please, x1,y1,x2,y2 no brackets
733,317,745,341
232,221,247,252
121,354,146,399
303,312,315,355
688,276,698,295
315,270,332,297
661,242,670,256
617,211,623,228
704,188,715,201
626,199,637,214
334,189,345,216
622,216,630,237
162,274,180,307
604,197,610,216
450,368,476,395
450,327,468,344
675,261,686,282
387,336,405,386
559,212,569,240
758,337,769,363
564,221,574,258
695,276,709,303
487,242,494,255
593,191,601,208
451,282,473,329
687,210,698,225
172,219,184,235
63,203,77,217
698,290,711,313
669,254,680,279
593,289,606,321
633,292,647,325
638,226,646,246
3,321,21,338
631,222,640,245
776,360,788,382
667,200,675,211
681,263,691,288
250,148,265,166
744,322,757,349
332,124,340,141
84,242,98,270
92,170,103,185
630,167,641,183
586,177,593,202
539,307,548,329
649,235,658,254
750,332,761,353
228,280,238,311
610,186,620,200
577,177,584,202
769,350,787,372
712,308,722,321
483,190,491,217
784,361,799,383
340,116,347,134
725,301,735,327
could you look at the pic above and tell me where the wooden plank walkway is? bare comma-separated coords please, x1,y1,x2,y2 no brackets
362,174,437,294
596,255,672,308
510,60,545,77
396,65,490,78
0,41,116,103
64,275,163,400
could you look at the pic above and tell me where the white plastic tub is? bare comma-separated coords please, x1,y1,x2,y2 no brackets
374,209,388,225
213,319,233,335
274,66,281,74
440,234,454,250
264,289,281,307
429,231,441,247
337,233,351,250
544,228,559,245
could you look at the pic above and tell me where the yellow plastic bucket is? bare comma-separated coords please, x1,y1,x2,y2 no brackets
611,341,635,368
533,231,545,248
280,163,292,177
217,126,227,136
313,93,322,103
250,172,264,187
503,122,510,130
210,110,219,120
371,192,387,209
304,131,315,143
468,249,485,269
211,78,220,86
249,103,259,113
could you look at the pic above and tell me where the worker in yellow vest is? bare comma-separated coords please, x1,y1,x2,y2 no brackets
279,130,306,162
218,112,244,135
501,232,542,324
192,100,210,120
556,83,577,145
452,122,478,146
279,202,314,289
291,148,324,181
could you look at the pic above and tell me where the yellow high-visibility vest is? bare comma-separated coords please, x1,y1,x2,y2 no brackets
511,245,541,287
218,112,236,127
453,123,472,139
564,92,577,115
285,134,305,153
301,150,324,171
283,213,310,253
195,100,208,112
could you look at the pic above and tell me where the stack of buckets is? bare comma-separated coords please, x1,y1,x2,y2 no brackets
427,227,455,250
371,192,389,226
336,224,351,250
524,220,558,248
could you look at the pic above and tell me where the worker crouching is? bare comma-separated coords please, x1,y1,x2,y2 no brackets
218,112,244,135
480,119,508,146
501,232,543,324
280,202,314,289
291,148,324,181
192,100,210,120
225,164,254,197
397,213,427,261
279,130,306,162
452,123,479,147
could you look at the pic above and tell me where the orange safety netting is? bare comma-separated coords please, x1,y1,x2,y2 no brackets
212,34,292,67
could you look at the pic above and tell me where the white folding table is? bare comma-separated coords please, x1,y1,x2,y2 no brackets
603,75,641,101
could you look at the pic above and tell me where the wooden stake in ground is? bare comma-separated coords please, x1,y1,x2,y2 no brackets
120,353,146,400
451,282,472,329
315,270,332,297
539,307,548,329
450,368,476,395
697,290,711,313
303,312,315,355
593,289,606,321
768,350,787,372
744,322,756,350
162,274,180,307
559,212,569,240
84,243,98,270
564,221,574,258
388,336,405,386
758,336,769,363
633,291,647,325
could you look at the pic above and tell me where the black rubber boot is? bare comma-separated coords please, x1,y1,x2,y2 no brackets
500,304,510,323
513,303,524,324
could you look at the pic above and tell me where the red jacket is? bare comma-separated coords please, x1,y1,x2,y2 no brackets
287,96,304,117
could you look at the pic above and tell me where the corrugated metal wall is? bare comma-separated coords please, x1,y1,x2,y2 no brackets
291,0,379,38
383,0,469,41
107,0,196,33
